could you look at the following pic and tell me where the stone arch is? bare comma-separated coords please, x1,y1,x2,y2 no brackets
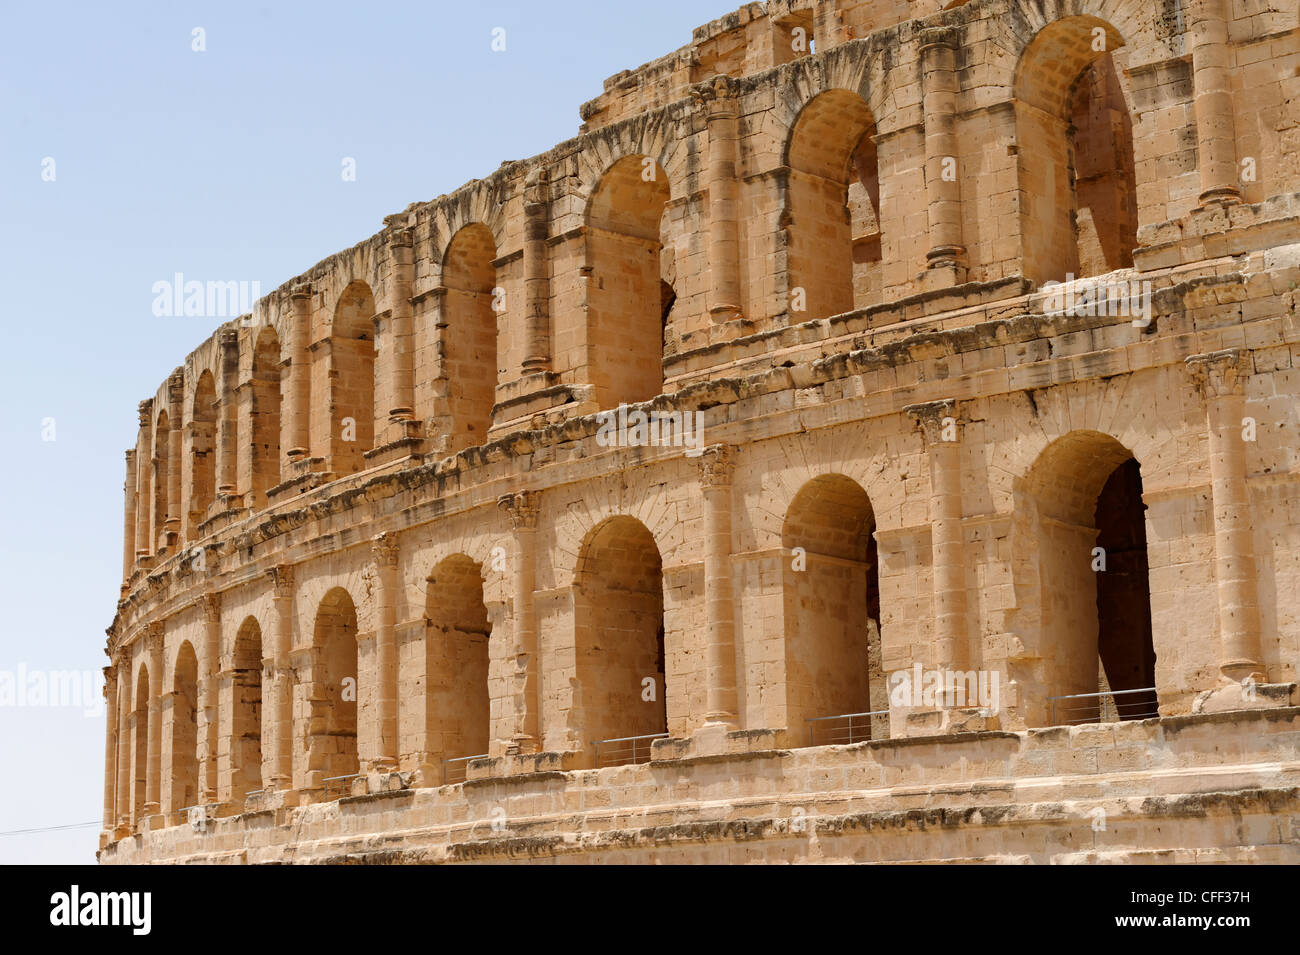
1013,15,1137,283
442,224,500,450
152,409,171,553
422,554,491,771
250,325,281,506
572,515,667,761
784,88,882,320
781,474,883,744
437,185,511,263
168,641,200,814
231,616,263,800
132,664,149,823
584,155,673,408
309,587,359,784
1016,430,1157,725
328,280,376,477
573,110,685,200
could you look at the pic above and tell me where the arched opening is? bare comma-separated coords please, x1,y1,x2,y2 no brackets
310,587,359,783
785,89,882,320
231,616,264,800
424,555,491,773
188,370,217,538
153,410,171,553
1023,432,1157,724
250,326,281,506
442,224,500,450
133,666,149,823
782,474,882,744
772,12,815,65
1013,17,1138,284
572,516,666,762
168,641,200,814
585,155,672,408
330,281,376,477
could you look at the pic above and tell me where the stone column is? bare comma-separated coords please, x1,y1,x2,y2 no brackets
165,371,183,546
699,445,739,726
216,327,239,497
144,624,164,817
698,76,743,321
522,171,552,373
387,229,416,438
1188,0,1242,205
284,284,312,464
268,566,295,789
102,663,117,830
114,653,131,829
498,491,540,753
134,400,152,560
1186,350,1263,681
199,592,221,802
920,27,967,279
122,451,136,580
371,533,399,770
906,400,969,673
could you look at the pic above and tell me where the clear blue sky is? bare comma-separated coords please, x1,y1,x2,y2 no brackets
0,0,740,864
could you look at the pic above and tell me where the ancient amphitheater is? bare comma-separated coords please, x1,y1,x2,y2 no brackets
100,0,1300,864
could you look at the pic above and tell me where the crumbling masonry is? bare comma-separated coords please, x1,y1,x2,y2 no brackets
102,0,1300,864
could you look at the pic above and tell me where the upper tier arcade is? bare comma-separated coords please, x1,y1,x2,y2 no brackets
101,0,1300,862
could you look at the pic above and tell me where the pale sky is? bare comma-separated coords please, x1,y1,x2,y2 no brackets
0,0,740,864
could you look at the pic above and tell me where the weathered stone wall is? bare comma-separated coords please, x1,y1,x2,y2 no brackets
100,708,1300,864
102,0,1300,863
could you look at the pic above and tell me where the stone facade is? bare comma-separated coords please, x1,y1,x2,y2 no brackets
100,0,1300,864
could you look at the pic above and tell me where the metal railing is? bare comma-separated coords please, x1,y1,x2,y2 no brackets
442,754,488,785
805,709,890,747
591,732,668,768
1047,686,1159,726
322,773,362,800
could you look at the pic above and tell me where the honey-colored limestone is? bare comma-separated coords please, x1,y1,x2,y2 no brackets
101,0,1300,864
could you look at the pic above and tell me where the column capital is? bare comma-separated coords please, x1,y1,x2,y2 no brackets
371,532,400,568
137,399,154,428
499,490,540,530
524,166,550,209
268,564,294,600
698,444,737,489
1185,349,1249,399
692,74,737,115
918,25,960,54
387,227,413,250
197,591,221,624
289,282,312,301
218,326,238,349
142,622,164,658
905,399,962,445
